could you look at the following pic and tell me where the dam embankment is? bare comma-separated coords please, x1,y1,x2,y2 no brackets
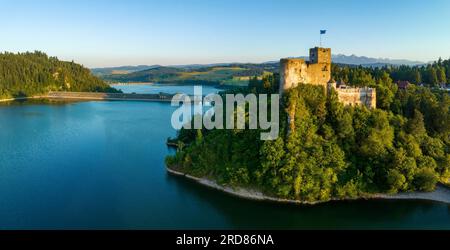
1,91,200,103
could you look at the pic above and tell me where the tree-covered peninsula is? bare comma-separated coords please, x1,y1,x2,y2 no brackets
0,51,119,99
166,65,450,203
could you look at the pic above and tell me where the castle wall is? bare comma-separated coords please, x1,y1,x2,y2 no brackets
304,63,331,87
279,58,331,93
333,87,377,109
279,47,376,109
279,59,308,93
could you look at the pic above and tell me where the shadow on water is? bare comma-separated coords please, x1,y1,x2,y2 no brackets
165,173,450,229
2,98,449,229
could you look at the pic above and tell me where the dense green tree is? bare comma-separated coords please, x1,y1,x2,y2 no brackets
413,168,438,191
406,110,427,140
437,67,447,84
166,62,450,203
446,67,450,84
330,57,450,87
391,148,417,189
0,51,118,99
375,72,397,110
414,70,422,84
427,67,439,86
386,169,407,193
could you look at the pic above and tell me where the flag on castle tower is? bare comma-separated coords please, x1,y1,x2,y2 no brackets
320,30,327,34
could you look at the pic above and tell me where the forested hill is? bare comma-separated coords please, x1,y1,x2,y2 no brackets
166,73,450,203
0,51,119,99
96,57,450,87
98,64,278,86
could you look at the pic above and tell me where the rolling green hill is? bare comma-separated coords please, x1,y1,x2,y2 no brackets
99,63,278,86
90,65,160,77
0,51,119,99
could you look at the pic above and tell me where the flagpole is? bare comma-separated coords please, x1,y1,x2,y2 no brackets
319,30,326,47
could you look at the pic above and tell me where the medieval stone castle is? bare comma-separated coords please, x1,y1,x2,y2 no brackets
279,47,376,109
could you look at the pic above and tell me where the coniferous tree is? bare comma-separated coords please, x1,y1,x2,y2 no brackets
414,70,422,84
0,51,119,99
437,67,447,84
428,67,438,86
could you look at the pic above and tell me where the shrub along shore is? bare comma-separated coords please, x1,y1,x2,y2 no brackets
166,71,450,204
167,166,450,205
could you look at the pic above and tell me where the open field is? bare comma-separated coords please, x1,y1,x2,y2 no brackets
98,64,278,86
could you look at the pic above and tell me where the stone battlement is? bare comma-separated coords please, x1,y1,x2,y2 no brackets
328,84,376,109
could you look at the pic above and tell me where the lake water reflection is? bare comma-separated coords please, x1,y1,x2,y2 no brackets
0,85,449,229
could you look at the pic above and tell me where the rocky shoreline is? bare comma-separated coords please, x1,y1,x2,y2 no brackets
166,167,450,205
373,185,450,204
0,96,43,102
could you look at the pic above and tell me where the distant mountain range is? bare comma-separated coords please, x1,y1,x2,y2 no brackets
91,63,254,77
264,54,426,67
91,54,427,77
91,54,430,86
331,54,426,67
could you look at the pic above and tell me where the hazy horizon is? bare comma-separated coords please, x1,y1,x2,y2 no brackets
85,53,429,69
2,0,450,67
0,50,434,69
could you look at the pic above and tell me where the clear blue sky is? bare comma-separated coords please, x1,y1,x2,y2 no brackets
2,0,450,67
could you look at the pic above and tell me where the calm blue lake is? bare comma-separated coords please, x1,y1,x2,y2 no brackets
0,85,449,229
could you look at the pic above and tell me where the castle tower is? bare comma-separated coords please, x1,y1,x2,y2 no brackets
309,47,331,64
279,47,332,94
279,58,308,93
